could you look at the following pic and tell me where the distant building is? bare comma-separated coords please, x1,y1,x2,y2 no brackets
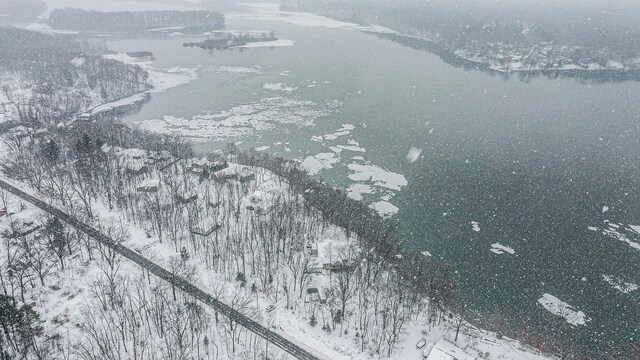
191,224,220,237
136,179,160,193
238,169,255,183
423,340,478,360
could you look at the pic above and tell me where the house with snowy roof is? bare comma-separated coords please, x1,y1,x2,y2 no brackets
423,340,478,360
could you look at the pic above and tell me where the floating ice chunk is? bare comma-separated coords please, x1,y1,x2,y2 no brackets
346,183,374,201
254,146,270,151
263,83,298,92
602,275,639,294
587,226,598,231
602,205,609,213
490,243,515,255
406,146,422,163
537,294,589,326
421,250,432,257
301,153,339,175
471,221,480,232
347,163,407,191
369,201,398,219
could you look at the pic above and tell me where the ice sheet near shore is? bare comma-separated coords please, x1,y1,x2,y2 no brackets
369,200,399,219
136,97,336,142
238,39,295,48
537,294,589,326
230,3,398,34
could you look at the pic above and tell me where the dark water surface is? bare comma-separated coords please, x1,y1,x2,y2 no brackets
111,14,640,355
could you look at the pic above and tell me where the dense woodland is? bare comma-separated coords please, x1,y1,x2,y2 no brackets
281,0,640,63
48,9,225,32
0,0,45,24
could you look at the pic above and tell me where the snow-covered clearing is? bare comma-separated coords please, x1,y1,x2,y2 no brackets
537,294,589,326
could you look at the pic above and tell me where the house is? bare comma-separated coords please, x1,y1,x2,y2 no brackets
136,179,160,193
423,340,478,360
306,241,318,256
191,224,221,237
211,159,228,173
176,194,198,205
190,157,211,174
238,169,255,183
322,261,345,272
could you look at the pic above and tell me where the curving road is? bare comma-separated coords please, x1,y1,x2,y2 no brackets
0,177,322,360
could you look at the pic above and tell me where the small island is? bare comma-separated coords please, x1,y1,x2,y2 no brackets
183,31,278,50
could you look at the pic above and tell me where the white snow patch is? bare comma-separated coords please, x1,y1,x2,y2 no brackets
537,294,589,326
70,56,86,67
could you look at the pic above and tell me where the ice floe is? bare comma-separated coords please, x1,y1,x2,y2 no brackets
301,153,339,175
135,97,336,142
346,183,374,201
347,163,407,191
369,200,399,218
489,243,515,255
263,83,298,92
602,275,639,294
537,294,589,326
471,221,480,232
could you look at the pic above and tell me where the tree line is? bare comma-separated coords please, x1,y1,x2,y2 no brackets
49,9,225,32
